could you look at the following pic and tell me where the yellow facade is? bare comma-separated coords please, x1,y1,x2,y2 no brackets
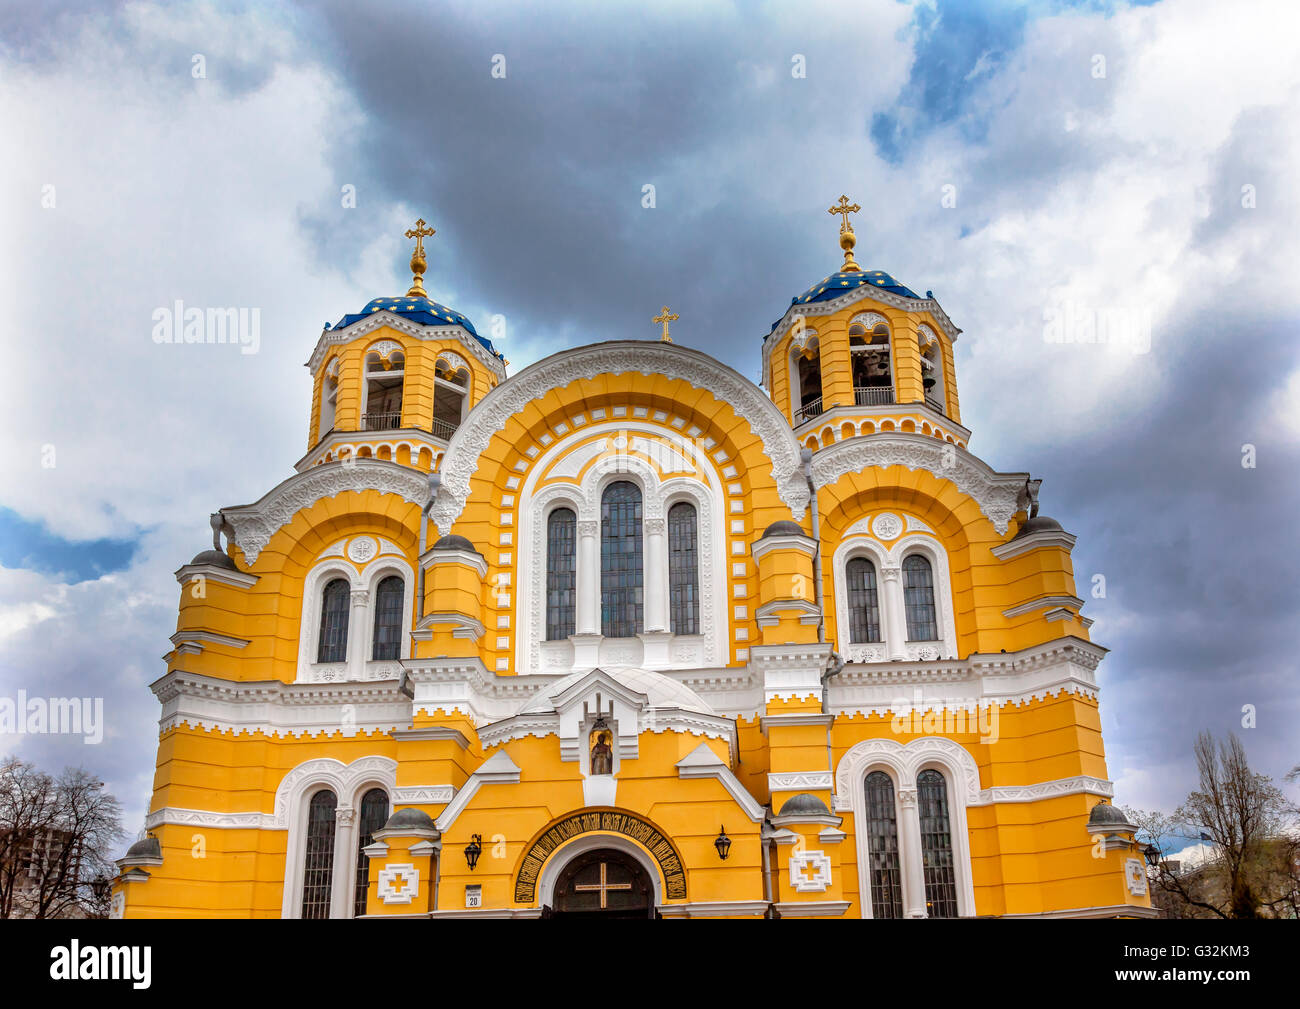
112,213,1152,920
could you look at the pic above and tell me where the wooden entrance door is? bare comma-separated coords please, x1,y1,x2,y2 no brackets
551,849,654,918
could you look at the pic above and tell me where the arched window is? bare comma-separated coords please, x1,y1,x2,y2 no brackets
546,508,577,640
917,769,958,918
846,557,881,643
371,575,404,660
317,579,350,663
794,345,824,424
433,358,469,439
318,371,338,438
903,555,939,641
601,481,643,638
362,349,404,431
864,771,904,919
850,321,894,405
921,339,945,414
353,788,389,917
301,789,337,919
668,502,699,635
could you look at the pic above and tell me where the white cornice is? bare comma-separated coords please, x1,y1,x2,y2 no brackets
1001,594,1086,619
764,285,961,355
675,743,766,822
812,432,1030,535
430,341,809,536
990,528,1078,559
173,563,259,589
306,311,506,381
169,630,250,652
221,459,429,565
149,669,411,739
750,533,816,563
421,547,488,577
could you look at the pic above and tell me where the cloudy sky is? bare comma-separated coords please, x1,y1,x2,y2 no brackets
1,0,1297,849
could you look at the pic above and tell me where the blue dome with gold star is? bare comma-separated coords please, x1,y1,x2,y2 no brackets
334,296,502,358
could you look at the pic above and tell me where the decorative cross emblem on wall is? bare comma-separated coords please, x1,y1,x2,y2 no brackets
574,862,632,909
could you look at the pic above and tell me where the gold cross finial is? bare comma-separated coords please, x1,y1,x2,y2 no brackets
827,195,862,273
652,305,679,343
403,218,436,297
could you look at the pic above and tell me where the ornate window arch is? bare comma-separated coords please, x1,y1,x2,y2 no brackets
667,500,699,635
296,554,414,683
519,425,724,674
600,481,644,638
361,340,405,431
546,506,578,640
832,525,958,663
849,313,893,406
433,352,471,439
279,756,397,919
833,738,978,918
902,554,939,642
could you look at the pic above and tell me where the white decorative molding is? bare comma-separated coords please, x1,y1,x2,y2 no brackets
849,311,890,332
1124,858,1148,897
978,775,1113,805
789,850,833,893
813,433,1030,534
151,669,413,740
676,742,767,822
377,863,419,905
430,342,808,536
871,512,903,540
223,460,429,564
1002,594,1085,619
435,349,470,373
768,771,833,792
173,563,259,589
307,310,506,381
391,785,455,805
366,338,403,362
347,536,378,564
990,528,1078,559
765,285,961,352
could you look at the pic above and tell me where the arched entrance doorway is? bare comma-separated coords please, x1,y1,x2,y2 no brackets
550,849,655,918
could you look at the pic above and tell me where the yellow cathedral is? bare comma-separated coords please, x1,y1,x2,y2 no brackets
112,203,1155,919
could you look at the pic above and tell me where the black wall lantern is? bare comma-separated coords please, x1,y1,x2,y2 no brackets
714,826,731,861
464,833,482,871
1143,843,1160,868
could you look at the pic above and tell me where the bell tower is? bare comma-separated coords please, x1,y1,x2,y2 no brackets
300,218,509,472
763,198,965,451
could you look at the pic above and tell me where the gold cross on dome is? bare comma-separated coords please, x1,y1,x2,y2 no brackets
574,861,633,909
403,218,436,297
828,195,860,233
653,305,679,343
404,217,435,253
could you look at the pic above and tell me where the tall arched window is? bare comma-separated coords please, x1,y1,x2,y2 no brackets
353,788,389,917
903,555,938,641
917,769,958,918
668,502,699,635
794,346,824,424
601,481,643,638
921,332,946,414
546,508,577,640
371,575,404,660
317,579,350,663
864,771,904,919
301,789,337,919
846,557,881,643
850,321,893,405
433,358,469,439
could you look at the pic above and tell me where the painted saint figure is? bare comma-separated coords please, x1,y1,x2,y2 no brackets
591,731,613,775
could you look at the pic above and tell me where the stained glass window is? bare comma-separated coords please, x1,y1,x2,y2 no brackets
600,482,643,638
546,508,577,640
864,771,903,918
846,557,881,643
371,575,404,660
301,789,337,918
903,554,939,641
317,579,350,663
918,769,958,918
668,502,699,635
